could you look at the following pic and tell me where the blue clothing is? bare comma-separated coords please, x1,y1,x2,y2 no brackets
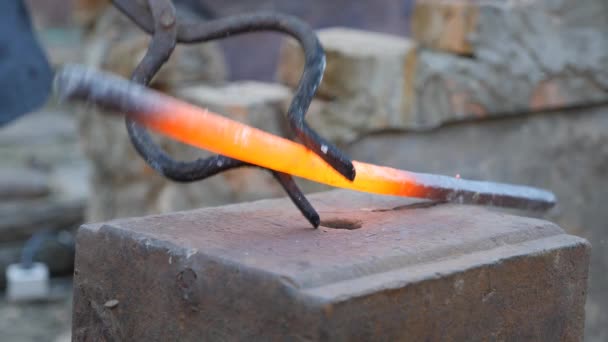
0,0,53,126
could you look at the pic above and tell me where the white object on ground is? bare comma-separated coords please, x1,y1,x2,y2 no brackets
6,262,50,302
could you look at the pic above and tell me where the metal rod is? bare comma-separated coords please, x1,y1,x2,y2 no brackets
55,65,556,212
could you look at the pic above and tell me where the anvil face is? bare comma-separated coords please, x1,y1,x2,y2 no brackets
0,0,53,126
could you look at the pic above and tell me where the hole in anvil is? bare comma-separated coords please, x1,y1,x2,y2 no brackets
321,218,363,230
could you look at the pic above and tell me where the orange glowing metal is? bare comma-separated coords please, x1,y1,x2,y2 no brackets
144,95,422,197
54,65,556,211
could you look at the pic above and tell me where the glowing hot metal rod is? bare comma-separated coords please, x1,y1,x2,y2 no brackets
54,65,556,213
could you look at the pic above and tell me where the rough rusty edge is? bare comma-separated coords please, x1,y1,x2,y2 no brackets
304,234,590,301
75,220,590,306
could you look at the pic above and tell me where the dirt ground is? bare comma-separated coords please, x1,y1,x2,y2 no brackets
0,278,72,342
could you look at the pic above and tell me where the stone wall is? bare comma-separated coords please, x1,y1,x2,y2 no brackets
201,0,413,81
278,0,608,136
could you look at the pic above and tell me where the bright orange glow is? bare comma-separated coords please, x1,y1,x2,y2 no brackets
138,95,425,198
53,65,555,212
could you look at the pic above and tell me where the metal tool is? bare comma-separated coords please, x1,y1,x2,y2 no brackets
50,0,556,227
54,65,557,225
55,0,558,228
107,0,366,227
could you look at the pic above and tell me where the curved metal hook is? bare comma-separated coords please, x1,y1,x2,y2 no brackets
121,0,320,227
112,0,355,180
177,13,357,181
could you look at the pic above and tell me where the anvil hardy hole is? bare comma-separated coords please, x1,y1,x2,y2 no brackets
321,218,363,230
177,268,197,289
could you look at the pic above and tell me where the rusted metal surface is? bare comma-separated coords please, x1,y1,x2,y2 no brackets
72,190,589,341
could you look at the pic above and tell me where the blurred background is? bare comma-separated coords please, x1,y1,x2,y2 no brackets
1,0,606,341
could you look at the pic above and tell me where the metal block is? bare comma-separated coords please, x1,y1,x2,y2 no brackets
72,190,589,341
